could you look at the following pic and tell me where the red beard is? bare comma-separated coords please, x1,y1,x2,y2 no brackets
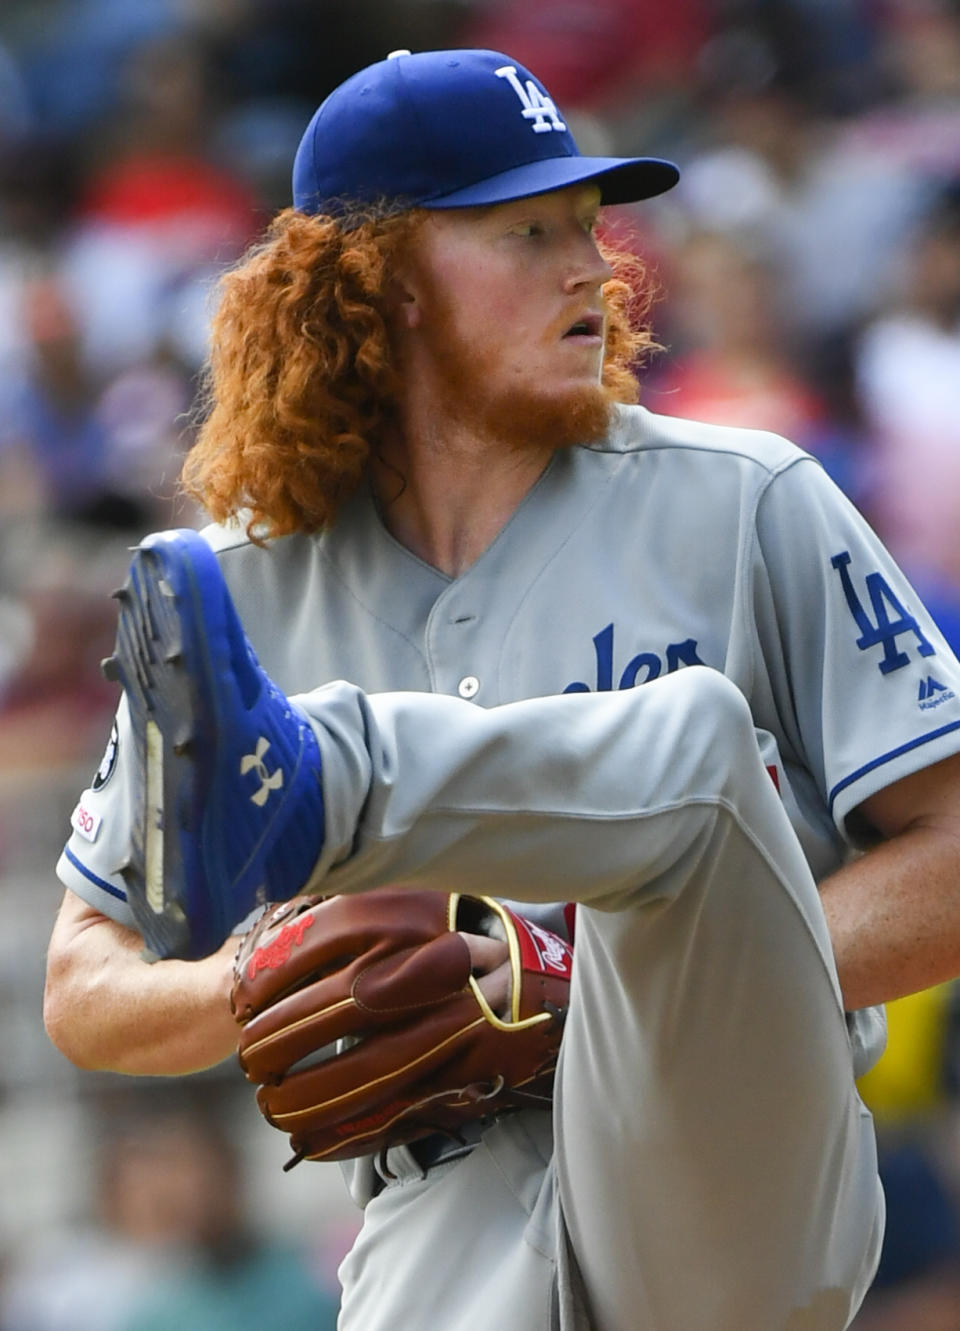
472,375,616,454
408,285,616,453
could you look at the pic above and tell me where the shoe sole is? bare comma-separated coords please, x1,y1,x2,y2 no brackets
107,531,262,958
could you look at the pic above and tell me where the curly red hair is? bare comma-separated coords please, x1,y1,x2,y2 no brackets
182,207,658,540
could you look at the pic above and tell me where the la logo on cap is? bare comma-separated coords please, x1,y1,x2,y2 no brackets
494,64,566,134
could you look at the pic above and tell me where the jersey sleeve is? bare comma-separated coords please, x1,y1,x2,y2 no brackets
55,694,138,929
752,455,960,842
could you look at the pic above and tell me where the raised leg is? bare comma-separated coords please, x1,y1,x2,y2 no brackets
303,667,882,1329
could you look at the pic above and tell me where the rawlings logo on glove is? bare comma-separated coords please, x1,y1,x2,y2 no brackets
522,917,574,974
245,913,315,979
230,888,572,1166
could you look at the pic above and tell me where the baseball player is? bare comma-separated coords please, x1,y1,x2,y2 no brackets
44,48,960,1331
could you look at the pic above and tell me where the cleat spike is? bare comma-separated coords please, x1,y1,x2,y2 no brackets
101,655,121,682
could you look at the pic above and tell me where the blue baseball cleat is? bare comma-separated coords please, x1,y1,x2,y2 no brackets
103,529,325,960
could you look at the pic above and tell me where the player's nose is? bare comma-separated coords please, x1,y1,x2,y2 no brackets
562,231,613,292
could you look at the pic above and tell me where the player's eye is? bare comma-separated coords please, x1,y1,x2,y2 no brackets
512,221,545,238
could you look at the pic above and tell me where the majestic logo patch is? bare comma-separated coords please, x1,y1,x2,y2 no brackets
240,737,284,806
92,722,119,790
831,551,935,676
918,675,955,710
494,65,566,133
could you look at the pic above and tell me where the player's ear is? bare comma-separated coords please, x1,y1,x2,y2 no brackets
385,274,423,331
387,213,441,332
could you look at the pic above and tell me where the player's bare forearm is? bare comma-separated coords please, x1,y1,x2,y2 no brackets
44,888,239,1076
819,750,960,1011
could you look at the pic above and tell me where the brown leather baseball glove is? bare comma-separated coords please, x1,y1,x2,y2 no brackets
231,888,572,1166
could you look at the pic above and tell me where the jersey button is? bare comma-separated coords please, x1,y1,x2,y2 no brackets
457,675,480,699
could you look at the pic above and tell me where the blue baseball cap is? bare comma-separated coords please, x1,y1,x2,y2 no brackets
292,48,679,216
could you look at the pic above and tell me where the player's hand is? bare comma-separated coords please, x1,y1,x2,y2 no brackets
461,930,511,1019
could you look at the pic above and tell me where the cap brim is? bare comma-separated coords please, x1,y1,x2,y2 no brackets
422,155,679,209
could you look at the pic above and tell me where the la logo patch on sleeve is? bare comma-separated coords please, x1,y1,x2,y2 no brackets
92,722,119,790
831,551,935,675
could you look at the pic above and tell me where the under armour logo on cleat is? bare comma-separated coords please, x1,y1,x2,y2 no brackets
240,737,284,806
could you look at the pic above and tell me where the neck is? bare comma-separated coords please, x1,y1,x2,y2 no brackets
371,421,553,578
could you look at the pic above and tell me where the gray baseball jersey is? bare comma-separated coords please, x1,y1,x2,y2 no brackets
57,402,960,1329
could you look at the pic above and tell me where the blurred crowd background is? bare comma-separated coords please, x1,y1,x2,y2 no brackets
2,0,960,1327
